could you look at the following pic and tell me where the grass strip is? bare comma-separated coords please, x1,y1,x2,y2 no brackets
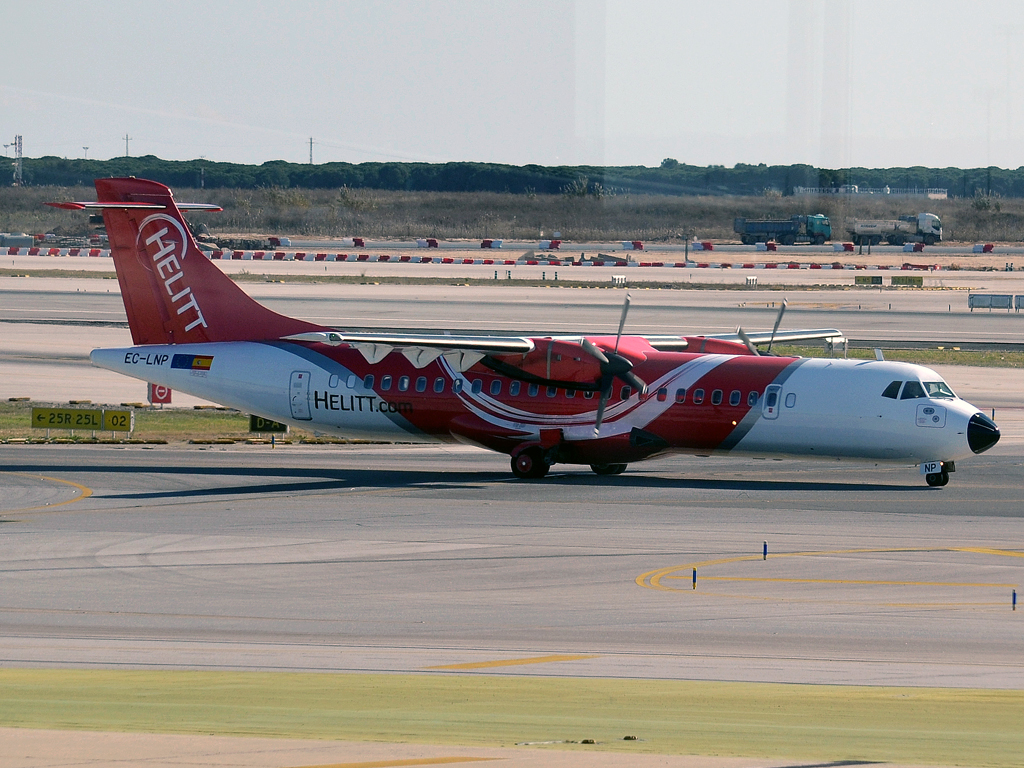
0,669,1020,765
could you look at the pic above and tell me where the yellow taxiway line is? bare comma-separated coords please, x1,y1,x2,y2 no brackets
637,547,1023,594
426,654,598,671
0,472,92,515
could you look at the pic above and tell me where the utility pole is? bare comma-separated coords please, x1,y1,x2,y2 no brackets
83,146,89,159
309,136,314,164
124,133,131,157
13,135,23,186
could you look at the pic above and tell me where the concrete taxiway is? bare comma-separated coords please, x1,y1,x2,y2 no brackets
1,443,1022,689
1,262,1022,767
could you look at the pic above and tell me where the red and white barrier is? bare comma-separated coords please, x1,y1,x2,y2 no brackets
3,247,954,271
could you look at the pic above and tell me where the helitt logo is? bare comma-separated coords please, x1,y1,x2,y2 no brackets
137,213,208,333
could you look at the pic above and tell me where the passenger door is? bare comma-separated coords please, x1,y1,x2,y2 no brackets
289,370,312,420
762,384,782,420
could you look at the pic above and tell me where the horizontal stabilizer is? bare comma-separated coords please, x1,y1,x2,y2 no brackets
46,201,223,211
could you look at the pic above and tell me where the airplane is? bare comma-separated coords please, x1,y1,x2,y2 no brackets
49,178,1000,486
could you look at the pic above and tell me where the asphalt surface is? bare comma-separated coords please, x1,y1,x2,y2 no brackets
1,268,1022,766
1,441,1022,689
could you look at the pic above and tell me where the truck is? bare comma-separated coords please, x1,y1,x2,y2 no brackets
733,214,831,245
847,213,942,246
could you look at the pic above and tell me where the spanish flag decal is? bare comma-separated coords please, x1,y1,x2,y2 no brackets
171,354,214,370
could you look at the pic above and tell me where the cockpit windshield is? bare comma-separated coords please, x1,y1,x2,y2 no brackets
924,381,956,399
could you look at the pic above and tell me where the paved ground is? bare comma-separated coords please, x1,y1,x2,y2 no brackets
2,442,1021,686
0,727,953,768
0,267,1020,767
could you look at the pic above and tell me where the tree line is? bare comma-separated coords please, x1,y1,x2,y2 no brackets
14,155,1024,198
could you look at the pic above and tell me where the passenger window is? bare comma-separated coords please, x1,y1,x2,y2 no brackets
747,391,759,406
398,375,410,392
785,392,797,408
509,381,521,396
730,390,741,406
620,386,632,401
675,388,687,403
693,388,705,404
657,387,667,402
329,374,339,388
415,376,427,392
566,389,575,398
452,379,463,394
528,383,539,397
380,375,392,391
346,375,357,388
711,389,723,405
882,380,902,399
900,381,926,399
471,379,483,394
433,377,444,393
490,380,502,395
546,386,557,397
583,389,594,399
363,374,374,389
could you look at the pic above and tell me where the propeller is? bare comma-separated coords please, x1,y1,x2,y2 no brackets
737,327,760,356
736,298,788,357
582,294,648,436
766,298,787,354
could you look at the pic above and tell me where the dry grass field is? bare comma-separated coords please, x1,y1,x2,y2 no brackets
5,185,1024,243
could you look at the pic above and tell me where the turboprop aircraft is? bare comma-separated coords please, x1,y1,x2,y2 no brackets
49,178,1000,486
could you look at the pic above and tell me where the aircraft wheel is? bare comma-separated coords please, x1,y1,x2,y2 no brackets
512,448,550,479
925,471,949,487
590,463,627,475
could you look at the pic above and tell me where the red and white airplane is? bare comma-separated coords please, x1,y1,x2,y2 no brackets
51,178,1000,486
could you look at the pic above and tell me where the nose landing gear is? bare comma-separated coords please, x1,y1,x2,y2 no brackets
925,470,949,487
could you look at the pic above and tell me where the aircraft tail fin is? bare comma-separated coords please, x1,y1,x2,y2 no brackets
83,178,324,345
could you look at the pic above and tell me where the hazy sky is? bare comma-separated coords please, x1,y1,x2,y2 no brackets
4,0,1024,169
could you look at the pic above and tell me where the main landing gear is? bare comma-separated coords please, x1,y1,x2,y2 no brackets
510,450,630,479
925,470,949,487
511,447,550,479
590,463,627,475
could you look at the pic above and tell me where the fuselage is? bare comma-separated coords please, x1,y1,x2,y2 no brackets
91,340,998,468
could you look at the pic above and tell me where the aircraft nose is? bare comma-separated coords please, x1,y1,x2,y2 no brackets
967,412,1000,454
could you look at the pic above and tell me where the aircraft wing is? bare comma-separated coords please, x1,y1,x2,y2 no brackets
644,328,843,351
283,331,536,371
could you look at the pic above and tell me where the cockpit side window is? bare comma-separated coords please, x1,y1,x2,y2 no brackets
881,380,902,399
900,381,927,399
924,381,956,399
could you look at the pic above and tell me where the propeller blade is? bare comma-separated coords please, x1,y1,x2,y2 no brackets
621,370,648,395
766,298,788,354
593,375,614,436
580,337,610,365
614,293,631,354
737,327,760,356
